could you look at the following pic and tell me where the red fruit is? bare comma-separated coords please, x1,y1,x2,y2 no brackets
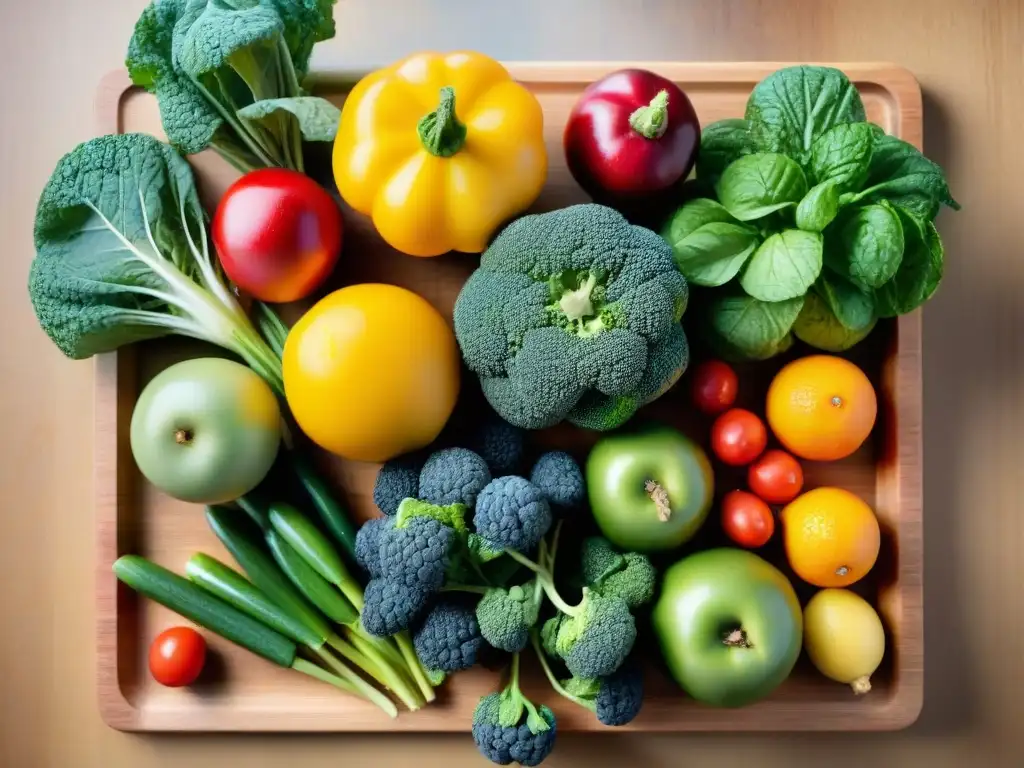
213,168,343,303
711,408,768,466
691,360,739,415
563,68,700,203
748,449,804,504
721,490,775,548
149,626,206,687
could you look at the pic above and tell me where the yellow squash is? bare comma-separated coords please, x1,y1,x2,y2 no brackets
332,50,547,257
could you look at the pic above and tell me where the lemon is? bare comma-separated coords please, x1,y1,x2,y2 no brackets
803,588,885,695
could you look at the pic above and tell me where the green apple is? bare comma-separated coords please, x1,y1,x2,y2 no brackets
585,425,713,552
652,548,803,707
130,358,282,504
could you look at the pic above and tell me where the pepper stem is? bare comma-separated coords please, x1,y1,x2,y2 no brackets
417,86,467,157
628,90,670,139
645,480,672,522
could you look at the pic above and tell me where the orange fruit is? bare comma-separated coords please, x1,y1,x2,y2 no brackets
781,487,880,587
766,355,877,461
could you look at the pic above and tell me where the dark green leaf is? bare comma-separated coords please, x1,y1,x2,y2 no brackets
816,269,875,331
696,119,760,183
740,229,823,302
796,181,841,232
268,0,338,78
705,292,805,361
874,208,944,316
670,222,759,287
661,198,737,244
238,96,341,141
793,292,876,352
174,2,283,77
745,65,866,164
857,133,960,217
810,122,875,190
832,201,905,289
717,153,808,221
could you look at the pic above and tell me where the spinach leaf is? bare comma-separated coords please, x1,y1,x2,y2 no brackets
238,96,342,142
831,201,905,289
669,222,760,287
661,198,738,244
874,208,944,316
810,122,875,190
696,119,760,183
816,269,875,331
745,65,866,164
796,181,840,232
705,292,805,361
793,292,876,352
740,229,823,302
717,153,808,221
845,133,961,219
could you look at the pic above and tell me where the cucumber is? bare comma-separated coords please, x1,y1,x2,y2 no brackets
266,529,360,626
185,553,323,649
113,555,295,668
291,454,358,560
204,506,332,641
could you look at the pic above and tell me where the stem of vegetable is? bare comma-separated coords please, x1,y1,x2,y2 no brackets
255,302,289,358
294,656,397,717
441,584,489,595
628,90,670,140
189,74,276,168
334,632,424,710
212,142,260,174
504,549,581,618
311,647,399,717
417,86,467,158
277,36,306,173
644,480,672,522
395,631,437,703
530,631,591,709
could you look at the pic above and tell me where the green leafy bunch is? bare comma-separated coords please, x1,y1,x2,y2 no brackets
127,0,342,173
662,65,959,360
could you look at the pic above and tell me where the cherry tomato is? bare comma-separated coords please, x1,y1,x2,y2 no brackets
748,449,804,504
213,168,343,303
148,626,206,687
691,360,739,415
721,490,775,548
711,408,767,466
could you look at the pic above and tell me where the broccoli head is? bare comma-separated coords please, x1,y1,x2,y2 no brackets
468,414,526,476
552,589,637,679
453,203,690,431
529,451,585,512
580,537,657,609
360,578,432,637
378,516,454,593
418,447,491,508
472,654,556,767
413,599,483,673
354,516,390,578
372,453,424,515
476,582,541,653
543,658,644,728
474,476,552,553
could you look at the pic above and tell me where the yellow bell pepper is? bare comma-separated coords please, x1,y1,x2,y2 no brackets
332,51,548,257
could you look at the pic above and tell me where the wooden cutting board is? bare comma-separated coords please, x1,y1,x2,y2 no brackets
94,61,923,732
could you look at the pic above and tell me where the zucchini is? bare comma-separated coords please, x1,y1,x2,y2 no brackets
266,529,360,626
204,506,332,641
291,454,358,559
185,553,323,649
113,555,295,667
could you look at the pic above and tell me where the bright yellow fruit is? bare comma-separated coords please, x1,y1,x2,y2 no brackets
803,588,886,695
283,284,460,462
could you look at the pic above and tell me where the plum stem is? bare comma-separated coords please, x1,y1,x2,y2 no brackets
645,480,672,522
629,90,670,139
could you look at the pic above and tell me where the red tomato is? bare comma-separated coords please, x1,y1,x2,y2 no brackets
711,408,767,466
721,490,775,548
748,449,804,504
149,626,207,687
691,360,739,415
213,168,343,303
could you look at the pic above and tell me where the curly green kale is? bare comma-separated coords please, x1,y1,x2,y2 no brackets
453,203,690,431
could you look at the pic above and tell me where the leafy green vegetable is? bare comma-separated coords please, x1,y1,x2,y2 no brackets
661,198,737,243
704,292,804,361
809,122,876,191
28,133,284,392
716,153,808,221
237,96,342,142
745,66,866,163
126,0,340,173
793,291,876,352
694,119,758,184
874,209,944,317
795,181,841,232
667,222,759,287
816,270,876,332
740,230,823,302
832,201,905,289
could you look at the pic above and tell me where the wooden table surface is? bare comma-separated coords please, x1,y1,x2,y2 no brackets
2,0,1020,765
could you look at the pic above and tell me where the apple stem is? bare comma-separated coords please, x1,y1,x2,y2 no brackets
628,89,670,139
851,676,872,695
645,480,672,522
174,428,192,445
723,629,751,648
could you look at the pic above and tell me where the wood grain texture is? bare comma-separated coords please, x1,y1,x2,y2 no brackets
94,62,924,733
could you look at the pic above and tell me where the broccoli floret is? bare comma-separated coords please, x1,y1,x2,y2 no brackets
395,497,469,534
453,203,690,430
580,537,657,609
354,516,390,578
413,600,483,673
468,415,526,476
373,453,425,516
476,582,541,653
378,516,454,593
540,616,563,659
529,452,585,512
472,655,557,767
474,477,552,552
552,589,636,679
360,578,432,637
418,447,492,508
